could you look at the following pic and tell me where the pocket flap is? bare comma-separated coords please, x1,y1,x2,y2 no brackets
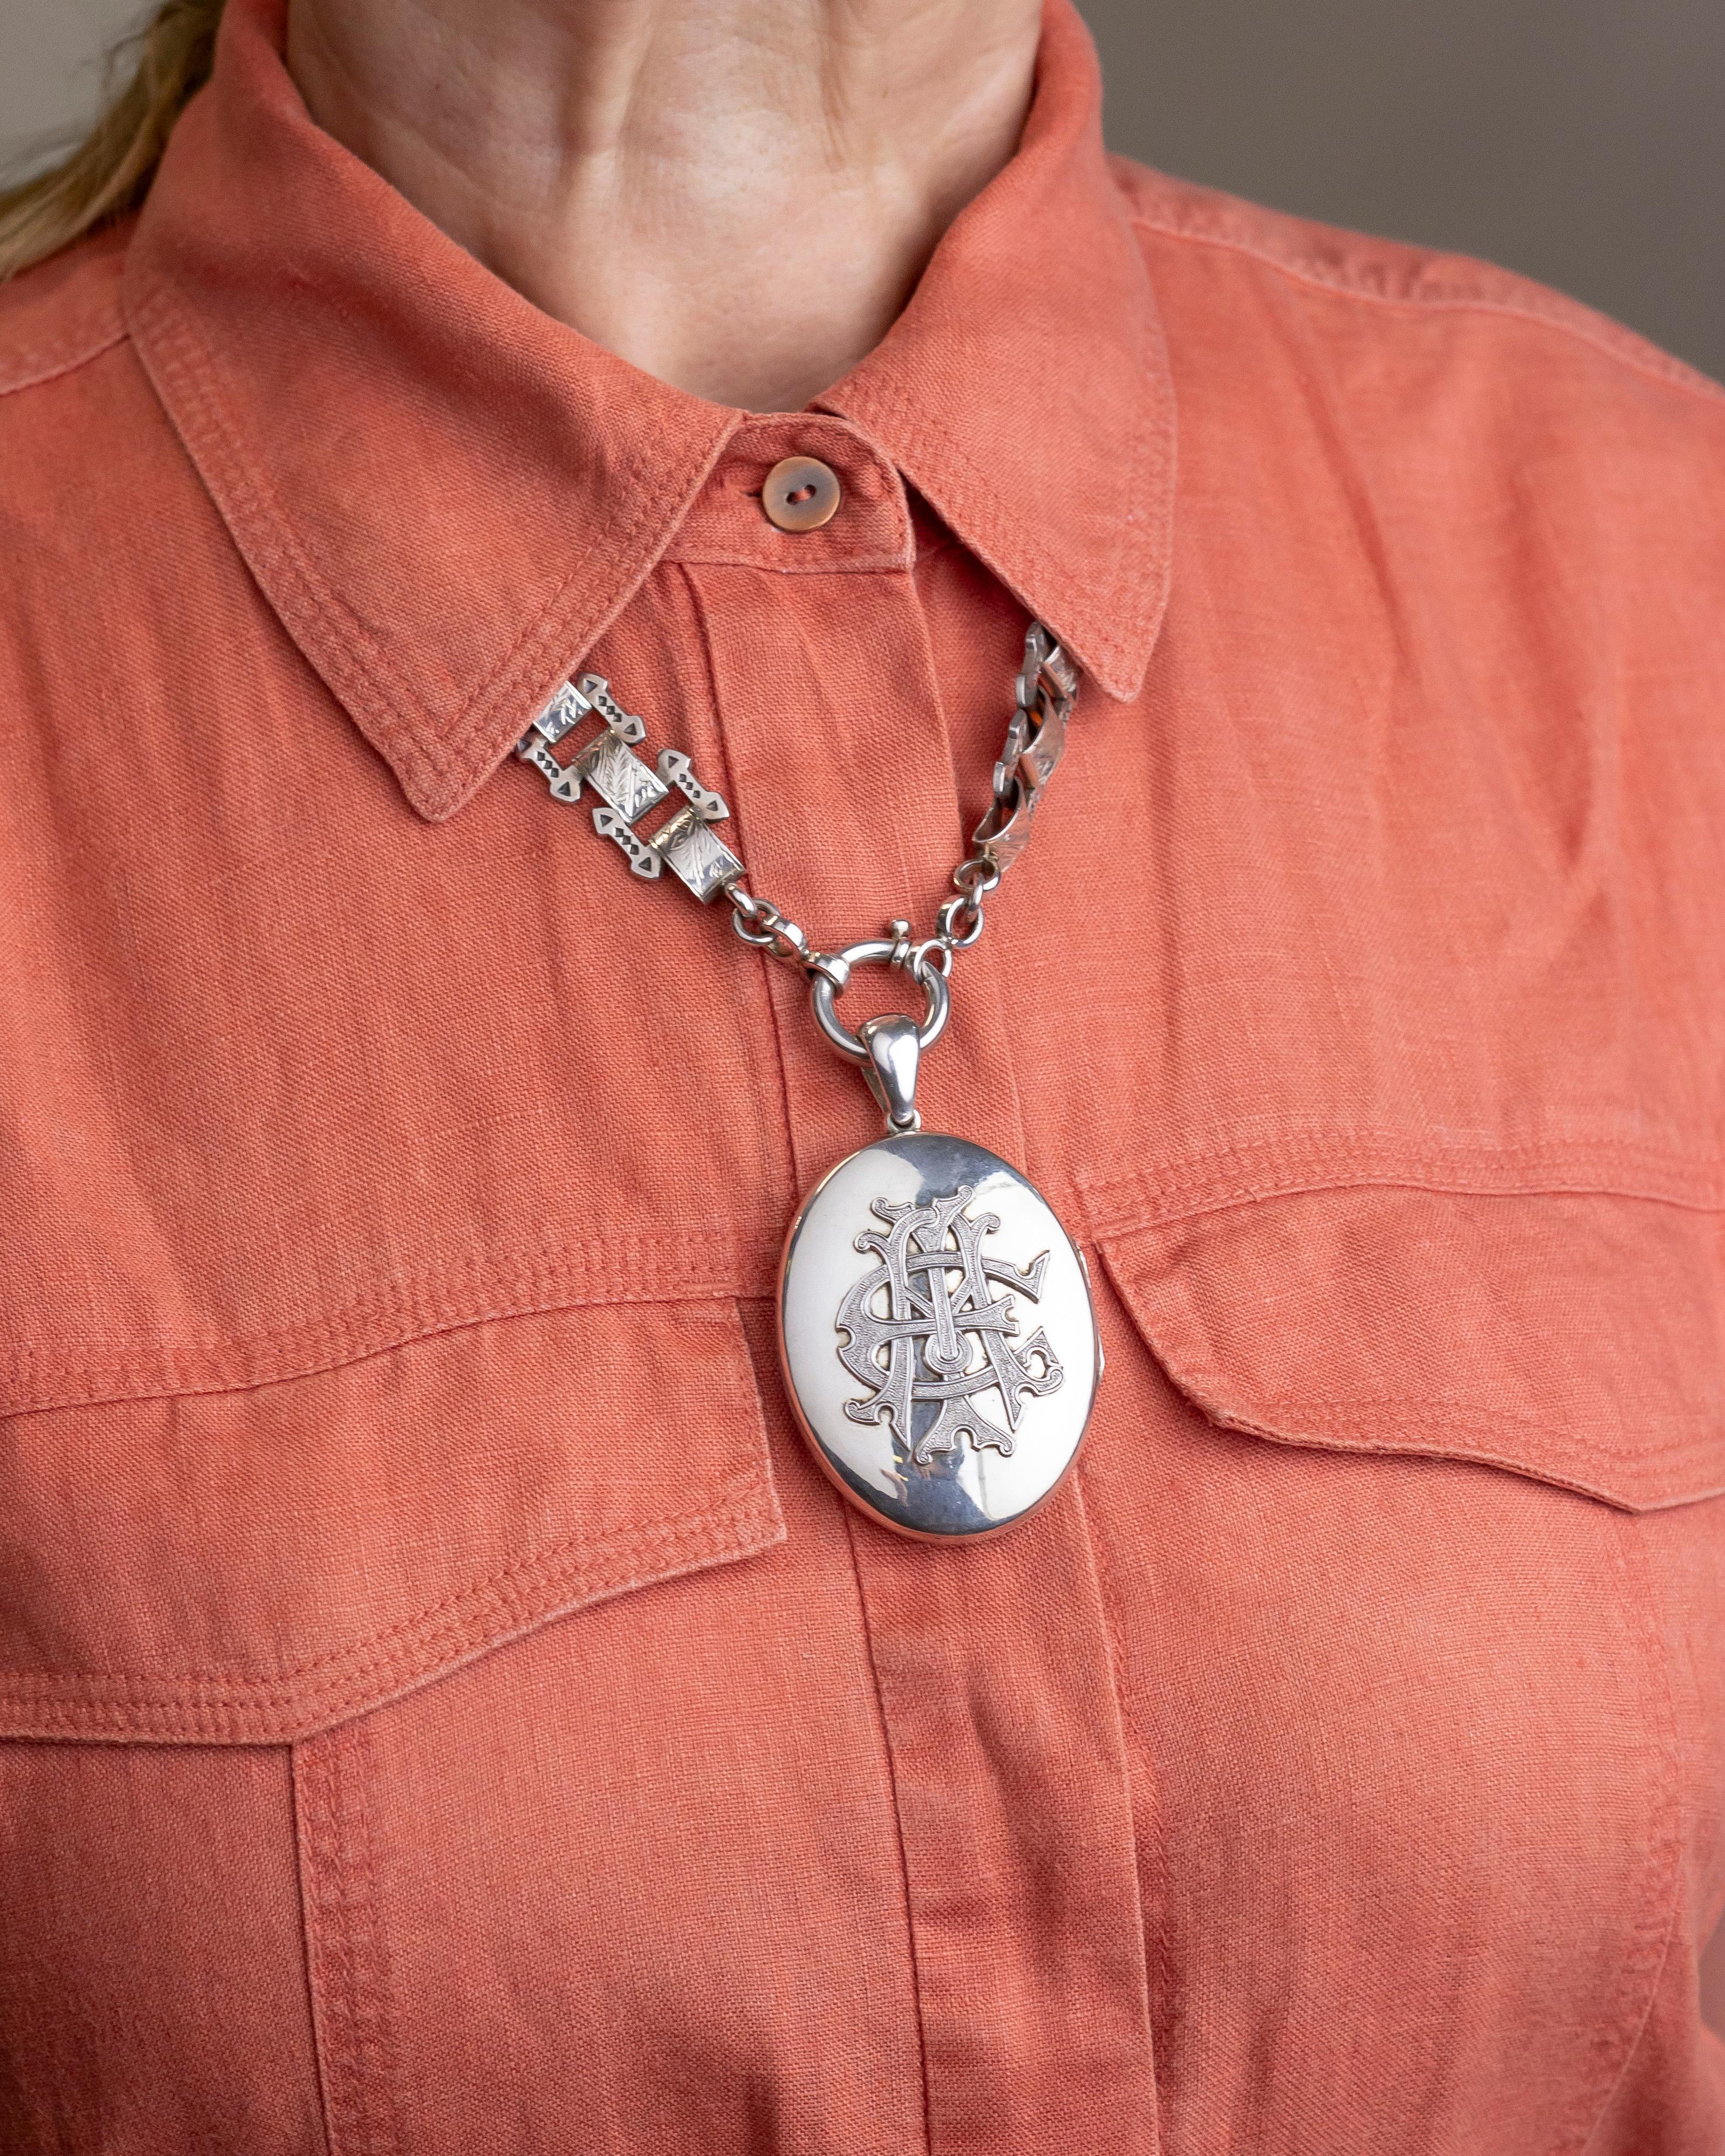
1099,1187,1725,1511
0,1298,782,1743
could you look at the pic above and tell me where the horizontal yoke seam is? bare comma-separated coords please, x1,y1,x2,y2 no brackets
1092,1172,1725,1234
1127,212,1725,414
6,1160,1719,1410
1081,1137,1725,1229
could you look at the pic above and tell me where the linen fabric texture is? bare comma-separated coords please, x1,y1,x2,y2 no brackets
1,0,1723,2148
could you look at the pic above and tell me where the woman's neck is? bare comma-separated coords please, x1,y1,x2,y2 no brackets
285,0,1042,410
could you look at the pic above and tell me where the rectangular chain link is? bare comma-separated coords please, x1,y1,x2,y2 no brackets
515,624,1079,976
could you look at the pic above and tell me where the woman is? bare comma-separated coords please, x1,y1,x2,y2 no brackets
1,0,1721,2148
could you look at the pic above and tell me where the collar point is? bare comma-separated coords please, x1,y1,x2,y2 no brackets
1047,614,1160,706
1073,648,1152,705
390,743,501,824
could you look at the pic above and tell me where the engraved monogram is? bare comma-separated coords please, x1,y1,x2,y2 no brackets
837,1187,1065,1465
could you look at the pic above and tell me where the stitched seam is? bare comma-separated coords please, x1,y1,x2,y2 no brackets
296,1730,405,2156
1126,210,1725,412
1080,1139,1725,1233
1076,1447,1184,2040
839,241,1172,689
129,274,740,798
129,280,437,766
296,1743,352,2155
1,1239,738,1359
1082,1128,1725,1188
674,564,805,1197
345,1728,405,2156
0,1480,778,1707
840,1503,934,2156
662,546,916,575
1152,1381,1721,1470
856,347,1166,688
0,315,129,399
1572,1865,1685,2156
691,530,925,2130
436,404,739,785
1560,1514,1688,2154
0,1243,778,1411
0,1507,781,1741
1064,1463,1163,2085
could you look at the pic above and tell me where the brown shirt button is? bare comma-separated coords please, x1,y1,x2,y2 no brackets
761,456,842,533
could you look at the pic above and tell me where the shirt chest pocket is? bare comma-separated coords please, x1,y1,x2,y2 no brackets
0,1296,783,1742
1098,1182,1725,1513
0,1295,791,2148
1082,1181,1725,2149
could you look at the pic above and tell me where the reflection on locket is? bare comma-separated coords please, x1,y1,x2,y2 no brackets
778,1132,1099,1540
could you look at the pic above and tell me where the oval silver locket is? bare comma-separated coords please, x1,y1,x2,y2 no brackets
777,1130,1099,1541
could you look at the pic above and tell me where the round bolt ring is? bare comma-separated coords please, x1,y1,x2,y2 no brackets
808,938,951,1063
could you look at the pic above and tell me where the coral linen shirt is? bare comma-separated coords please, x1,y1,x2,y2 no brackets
3,0,1724,2148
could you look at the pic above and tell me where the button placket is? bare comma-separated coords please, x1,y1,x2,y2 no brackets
669,443,1159,2151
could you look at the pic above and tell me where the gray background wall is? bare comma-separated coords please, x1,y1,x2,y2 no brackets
3,0,1724,2028
4,0,1723,378
1081,0,1724,382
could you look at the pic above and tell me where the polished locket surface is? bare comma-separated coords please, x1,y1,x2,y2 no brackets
777,1131,1099,1540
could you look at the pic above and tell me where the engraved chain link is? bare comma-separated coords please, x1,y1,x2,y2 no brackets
515,621,1079,1046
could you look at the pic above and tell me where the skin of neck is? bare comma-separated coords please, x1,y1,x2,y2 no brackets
285,0,1043,411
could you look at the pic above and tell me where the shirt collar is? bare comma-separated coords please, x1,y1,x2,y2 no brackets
124,0,1173,820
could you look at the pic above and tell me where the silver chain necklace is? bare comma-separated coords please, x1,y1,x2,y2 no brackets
517,623,1099,1541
